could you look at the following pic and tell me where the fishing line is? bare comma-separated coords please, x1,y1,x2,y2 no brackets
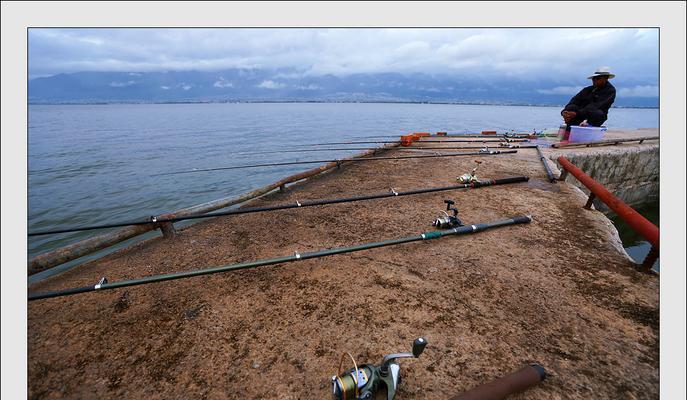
152,150,518,177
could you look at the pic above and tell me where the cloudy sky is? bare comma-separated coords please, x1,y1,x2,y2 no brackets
29,28,658,93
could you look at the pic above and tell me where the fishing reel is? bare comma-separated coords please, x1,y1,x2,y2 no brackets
332,337,427,400
457,160,482,184
433,200,463,229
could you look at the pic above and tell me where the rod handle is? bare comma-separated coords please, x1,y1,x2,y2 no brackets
487,176,530,186
511,215,533,224
448,364,547,400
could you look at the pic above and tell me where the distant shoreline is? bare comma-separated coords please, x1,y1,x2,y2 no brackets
27,100,659,110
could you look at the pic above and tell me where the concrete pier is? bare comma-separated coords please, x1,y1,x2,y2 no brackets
28,130,658,399
547,128,659,211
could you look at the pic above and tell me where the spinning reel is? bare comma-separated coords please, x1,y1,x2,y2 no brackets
457,160,483,184
433,200,463,229
331,337,427,400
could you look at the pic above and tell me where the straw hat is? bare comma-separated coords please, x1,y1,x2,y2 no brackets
587,66,615,79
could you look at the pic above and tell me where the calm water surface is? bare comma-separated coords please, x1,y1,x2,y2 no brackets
28,103,659,279
608,202,660,271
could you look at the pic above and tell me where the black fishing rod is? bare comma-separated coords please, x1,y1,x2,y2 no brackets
152,150,518,177
402,144,538,153
356,132,540,139
357,134,503,139
28,176,529,236
498,144,539,149
536,145,557,183
28,215,532,301
298,139,507,146
236,146,507,155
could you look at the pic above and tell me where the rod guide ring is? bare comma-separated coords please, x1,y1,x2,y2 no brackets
95,277,108,290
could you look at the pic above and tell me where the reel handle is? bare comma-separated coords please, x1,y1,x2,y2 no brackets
412,337,427,358
380,337,428,375
443,200,458,217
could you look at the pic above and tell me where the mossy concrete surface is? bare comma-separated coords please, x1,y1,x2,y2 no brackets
28,132,658,399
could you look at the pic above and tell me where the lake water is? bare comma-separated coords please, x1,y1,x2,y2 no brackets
608,202,660,271
28,103,659,280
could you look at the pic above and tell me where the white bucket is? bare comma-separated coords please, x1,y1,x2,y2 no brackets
569,125,607,142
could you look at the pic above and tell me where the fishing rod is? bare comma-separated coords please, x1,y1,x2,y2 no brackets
497,143,539,149
152,150,518,177
235,146,510,155
28,176,529,236
536,145,557,183
550,136,659,148
357,134,503,139
402,143,539,154
297,139,508,146
356,132,542,139
28,215,532,301
494,142,556,182
396,149,485,155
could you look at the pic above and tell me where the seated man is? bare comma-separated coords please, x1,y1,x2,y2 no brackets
561,67,616,127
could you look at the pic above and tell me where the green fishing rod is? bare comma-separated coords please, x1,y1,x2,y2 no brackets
153,150,518,177
28,215,532,301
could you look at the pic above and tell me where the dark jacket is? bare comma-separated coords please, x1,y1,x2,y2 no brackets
562,82,616,125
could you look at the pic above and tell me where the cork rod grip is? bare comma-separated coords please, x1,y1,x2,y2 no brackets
448,364,547,400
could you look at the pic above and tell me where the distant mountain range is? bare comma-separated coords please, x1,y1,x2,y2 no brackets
28,69,659,108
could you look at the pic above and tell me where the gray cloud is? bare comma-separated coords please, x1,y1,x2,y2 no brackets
537,84,659,98
618,85,659,97
28,28,658,86
537,86,584,95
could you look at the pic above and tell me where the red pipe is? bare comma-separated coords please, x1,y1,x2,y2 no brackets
557,156,659,249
